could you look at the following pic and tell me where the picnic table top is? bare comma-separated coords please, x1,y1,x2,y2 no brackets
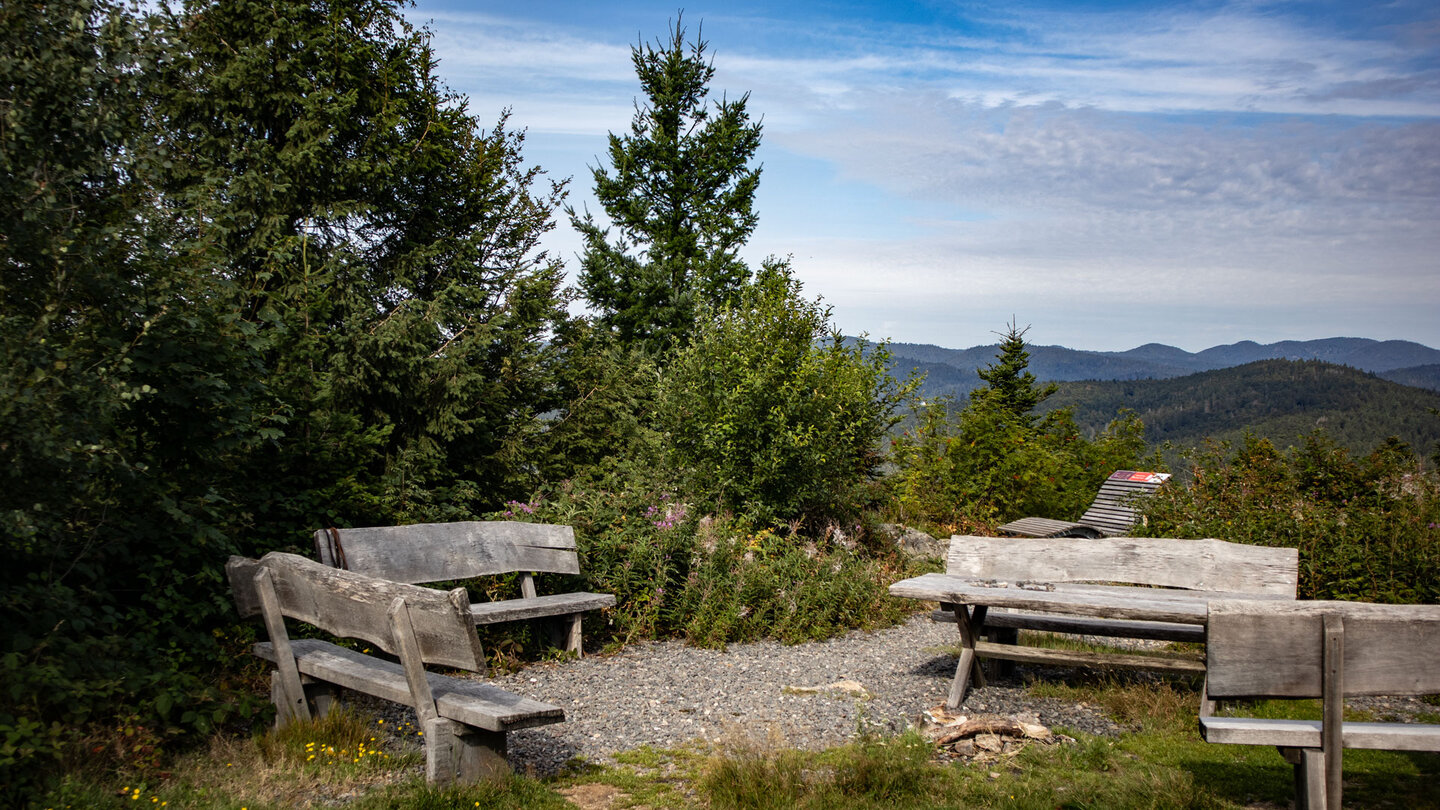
889,573,1296,626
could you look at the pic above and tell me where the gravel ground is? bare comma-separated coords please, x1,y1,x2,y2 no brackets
365,613,1130,776
358,613,1438,778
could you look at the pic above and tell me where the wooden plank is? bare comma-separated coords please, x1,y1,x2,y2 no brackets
312,521,580,583
1206,600,1440,698
471,592,616,625
1322,614,1343,810
891,574,1213,623
944,536,1299,595
255,568,311,725
932,607,1206,642
229,554,485,672
1199,717,1440,752
390,598,440,726
973,641,1205,673
254,639,564,732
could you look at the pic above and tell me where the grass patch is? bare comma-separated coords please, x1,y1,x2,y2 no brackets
33,683,1440,809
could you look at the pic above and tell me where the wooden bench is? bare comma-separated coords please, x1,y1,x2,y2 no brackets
314,521,615,656
929,535,1299,681
999,470,1171,538
227,552,565,783
1200,600,1440,810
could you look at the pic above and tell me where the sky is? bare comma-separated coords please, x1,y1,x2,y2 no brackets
408,0,1440,353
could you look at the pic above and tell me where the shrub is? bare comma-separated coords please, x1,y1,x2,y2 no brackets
656,261,917,524
1140,432,1440,603
516,465,915,650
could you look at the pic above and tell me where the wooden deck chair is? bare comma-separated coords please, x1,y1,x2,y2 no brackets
998,470,1171,538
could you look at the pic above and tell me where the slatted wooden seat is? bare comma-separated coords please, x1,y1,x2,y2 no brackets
227,552,564,783
314,521,615,656
1200,600,1440,810
998,470,1171,538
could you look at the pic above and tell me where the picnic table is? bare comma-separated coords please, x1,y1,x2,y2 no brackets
892,536,1301,706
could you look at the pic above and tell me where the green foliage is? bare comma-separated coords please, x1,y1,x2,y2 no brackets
975,323,1058,427
150,0,570,526
657,263,917,523
2,0,567,799
1047,359,1440,461
891,329,1148,528
571,14,762,352
1139,432,1440,603
517,467,914,650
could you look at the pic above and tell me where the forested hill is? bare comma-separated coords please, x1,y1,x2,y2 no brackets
1042,359,1440,456
884,337,1440,398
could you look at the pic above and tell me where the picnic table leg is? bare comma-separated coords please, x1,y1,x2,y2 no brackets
946,603,988,709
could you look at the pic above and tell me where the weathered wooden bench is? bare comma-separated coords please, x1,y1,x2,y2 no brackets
1200,600,1440,810
314,521,615,656
923,535,1299,689
227,552,565,783
999,470,1171,539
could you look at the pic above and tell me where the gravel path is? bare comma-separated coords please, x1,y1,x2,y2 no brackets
419,614,1128,776
360,613,1437,778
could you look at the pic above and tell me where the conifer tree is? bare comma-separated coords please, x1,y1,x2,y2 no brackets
571,16,762,353
975,322,1058,426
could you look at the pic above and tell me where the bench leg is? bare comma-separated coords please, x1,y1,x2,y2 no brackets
303,678,340,719
983,626,1018,679
1279,747,1325,810
546,614,584,657
946,603,988,709
424,718,510,784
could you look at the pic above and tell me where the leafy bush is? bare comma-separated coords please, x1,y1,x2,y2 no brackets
657,262,917,523
891,399,1148,528
889,326,1149,529
518,465,915,650
1140,432,1440,603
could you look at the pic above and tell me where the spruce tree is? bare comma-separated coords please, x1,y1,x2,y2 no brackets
975,322,1058,426
571,16,762,353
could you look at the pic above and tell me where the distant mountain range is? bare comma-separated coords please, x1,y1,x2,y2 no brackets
1046,360,1440,458
884,337,1440,397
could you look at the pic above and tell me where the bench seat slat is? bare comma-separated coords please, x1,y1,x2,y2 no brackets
471,592,617,625
1200,716,1440,752
973,641,1204,673
931,607,1206,642
255,639,564,732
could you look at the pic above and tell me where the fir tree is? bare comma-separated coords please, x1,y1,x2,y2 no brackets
975,322,1058,426
571,15,762,353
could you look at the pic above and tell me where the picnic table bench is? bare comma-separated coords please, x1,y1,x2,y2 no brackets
315,521,615,656
889,535,1300,707
228,552,564,783
1200,599,1440,810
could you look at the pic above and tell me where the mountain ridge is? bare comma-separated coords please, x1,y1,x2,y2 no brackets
880,336,1440,396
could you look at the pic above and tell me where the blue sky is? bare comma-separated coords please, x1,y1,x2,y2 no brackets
409,0,1440,352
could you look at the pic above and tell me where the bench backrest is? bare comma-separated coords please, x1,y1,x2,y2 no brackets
1206,600,1440,699
1076,470,1171,535
946,535,1299,595
227,551,486,672
314,521,580,584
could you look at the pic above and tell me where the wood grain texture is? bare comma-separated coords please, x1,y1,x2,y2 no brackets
312,521,580,583
254,639,564,732
891,574,1215,623
931,608,1207,642
1206,600,1440,698
1199,716,1440,752
973,641,1205,673
470,592,616,624
944,536,1299,595
229,553,485,672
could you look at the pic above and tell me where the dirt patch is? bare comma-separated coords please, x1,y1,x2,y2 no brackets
559,783,631,810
